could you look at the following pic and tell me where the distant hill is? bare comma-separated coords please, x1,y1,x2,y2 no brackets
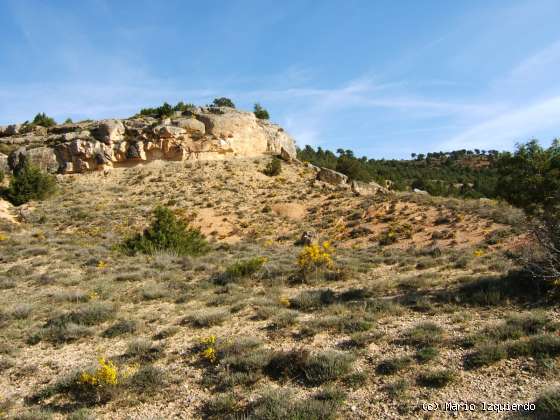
298,145,501,199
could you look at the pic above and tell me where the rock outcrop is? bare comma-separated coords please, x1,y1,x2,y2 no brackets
0,153,8,174
317,167,349,185
351,180,388,196
0,107,297,174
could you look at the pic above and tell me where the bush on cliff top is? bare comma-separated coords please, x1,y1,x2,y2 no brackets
121,206,209,256
254,103,270,120
32,112,57,127
212,97,236,108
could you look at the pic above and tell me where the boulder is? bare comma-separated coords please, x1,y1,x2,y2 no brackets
126,142,147,160
174,118,205,135
295,231,314,246
305,162,321,172
155,125,186,138
8,147,59,173
259,121,297,160
4,124,22,136
317,167,348,186
92,119,125,144
8,147,27,173
413,188,428,195
351,180,388,196
0,198,18,224
28,147,59,173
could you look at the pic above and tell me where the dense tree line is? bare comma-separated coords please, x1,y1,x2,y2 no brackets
297,145,501,198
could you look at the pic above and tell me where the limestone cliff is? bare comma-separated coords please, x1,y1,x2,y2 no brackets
0,106,297,174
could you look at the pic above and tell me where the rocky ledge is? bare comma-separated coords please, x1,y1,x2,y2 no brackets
0,106,297,174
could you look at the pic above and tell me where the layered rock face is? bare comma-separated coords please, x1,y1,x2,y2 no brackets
0,107,297,174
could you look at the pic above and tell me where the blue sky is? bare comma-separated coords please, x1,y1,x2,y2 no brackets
1,0,559,158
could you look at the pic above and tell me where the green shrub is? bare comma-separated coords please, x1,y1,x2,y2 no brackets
53,302,116,326
32,112,56,127
200,337,270,391
384,379,409,399
102,320,137,338
417,368,456,388
128,365,167,394
268,310,298,330
263,157,282,176
342,371,368,388
534,388,560,419
27,322,91,345
265,349,354,386
376,356,412,375
403,322,444,347
415,346,439,363
67,408,95,420
453,271,546,305
249,388,340,420
28,303,115,344
204,393,239,419
138,101,195,118
254,103,270,120
125,338,162,362
3,161,56,206
290,289,335,312
212,97,235,108
465,335,560,369
464,343,507,369
182,309,228,328
217,256,267,284
139,102,173,118
121,206,209,256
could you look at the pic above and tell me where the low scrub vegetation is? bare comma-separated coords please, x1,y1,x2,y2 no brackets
264,348,354,386
417,368,456,388
464,334,560,369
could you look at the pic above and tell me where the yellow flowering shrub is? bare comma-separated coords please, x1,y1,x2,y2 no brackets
279,296,290,307
200,335,218,364
473,249,485,257
297,241,334,273
79,358,119,387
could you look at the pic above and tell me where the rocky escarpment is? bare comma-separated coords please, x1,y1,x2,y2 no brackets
0,107,297,174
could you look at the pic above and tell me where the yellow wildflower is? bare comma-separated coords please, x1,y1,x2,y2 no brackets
79,358,118,386
200,335,218,364
297,242,334,272
279,296,290,307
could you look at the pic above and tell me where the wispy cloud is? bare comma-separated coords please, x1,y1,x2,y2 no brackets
442,96,560,150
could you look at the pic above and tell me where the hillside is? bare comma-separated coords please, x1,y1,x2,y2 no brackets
1,147,558,419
